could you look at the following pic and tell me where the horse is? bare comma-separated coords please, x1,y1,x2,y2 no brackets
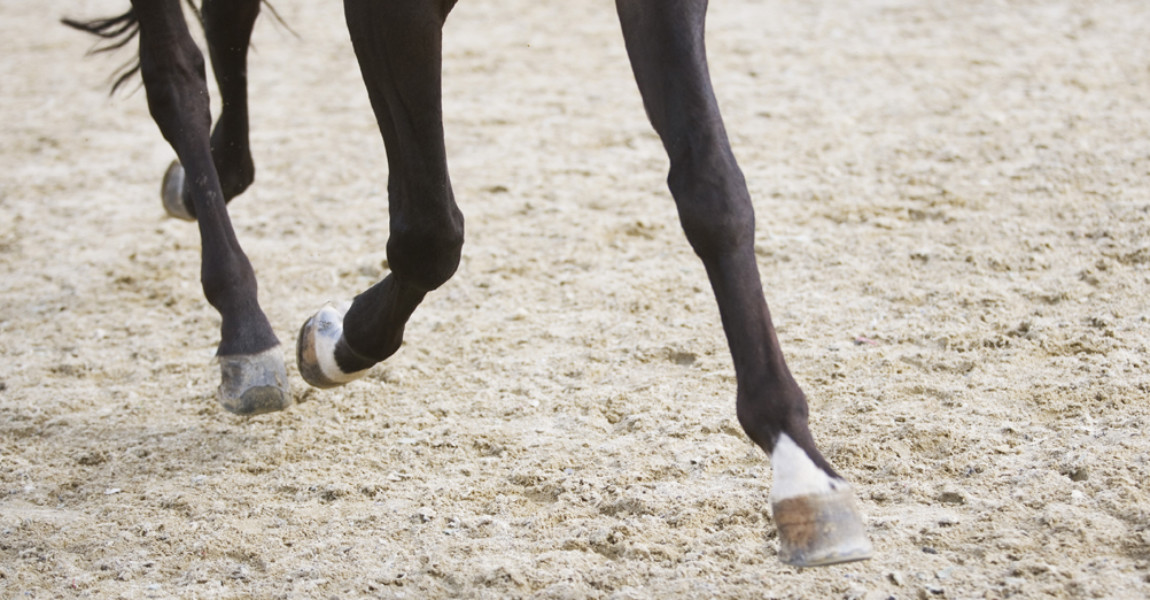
65,0,873,568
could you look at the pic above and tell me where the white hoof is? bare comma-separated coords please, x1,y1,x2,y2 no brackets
773,485,873,567
769,434,873,567
296,302,370,389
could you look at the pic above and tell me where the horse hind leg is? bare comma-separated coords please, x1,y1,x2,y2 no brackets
131,0,290,415
162,0,261,221
615,0,871,566
298,0,462,388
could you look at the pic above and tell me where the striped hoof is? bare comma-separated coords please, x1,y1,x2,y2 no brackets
772,486,873,567
216,345,292,416
161,160,194,221
297,302,370,389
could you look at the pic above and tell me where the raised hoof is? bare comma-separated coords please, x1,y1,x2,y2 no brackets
773,486,874,567
161,160,195,221
217,345,292,416
297,302,370,389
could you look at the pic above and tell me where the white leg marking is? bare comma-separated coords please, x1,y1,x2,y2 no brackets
312,302,364,384
769,433,846,502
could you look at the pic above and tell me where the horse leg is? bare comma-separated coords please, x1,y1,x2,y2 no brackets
161,0,261,220
615,0,871,567
297,0,463,388
132,0,290,415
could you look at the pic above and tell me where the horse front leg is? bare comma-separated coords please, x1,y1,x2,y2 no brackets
162,0,261,220
297,0,463,388
132,0,289,415
615,0,871,566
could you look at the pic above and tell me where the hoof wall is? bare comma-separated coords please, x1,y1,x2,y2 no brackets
217,346,292,416
773,486,874,567
297,303,369,389
161,160,194,221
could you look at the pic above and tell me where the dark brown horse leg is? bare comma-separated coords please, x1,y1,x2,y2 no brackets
132,0,289,415
162,0,261,220
297,0,463,388
616,0,871,566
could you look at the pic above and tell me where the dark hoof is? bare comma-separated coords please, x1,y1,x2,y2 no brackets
297,302,369,389
161,160,194,221
217,346,292,416
773,486,874,567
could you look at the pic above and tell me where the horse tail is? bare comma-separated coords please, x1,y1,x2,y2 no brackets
63,1,291,95
61,8,142,94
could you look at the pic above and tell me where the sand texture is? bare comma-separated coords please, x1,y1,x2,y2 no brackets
3,0,1149,597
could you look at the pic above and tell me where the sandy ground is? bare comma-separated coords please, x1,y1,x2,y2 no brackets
3,0,1150,598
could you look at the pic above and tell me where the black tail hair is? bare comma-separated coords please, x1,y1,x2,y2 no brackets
61,8,142,94
62,1,292,95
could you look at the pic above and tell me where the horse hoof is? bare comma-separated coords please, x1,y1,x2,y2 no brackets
297,302,370,389
217,345,292,415
161,160,195,221
772,486,874,567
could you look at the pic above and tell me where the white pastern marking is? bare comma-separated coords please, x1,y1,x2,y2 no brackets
313,303,361,384
769,433,845,502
